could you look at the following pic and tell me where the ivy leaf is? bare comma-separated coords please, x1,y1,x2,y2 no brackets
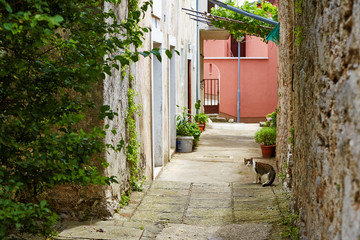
151,48,162,62
174,49,180,56
165,49,172,59
114,55,130,65
139,51,150,57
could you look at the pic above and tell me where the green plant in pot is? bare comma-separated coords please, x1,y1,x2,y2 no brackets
194,100,208,131
194,113,208,131
254,127,277,158
176,107,202,152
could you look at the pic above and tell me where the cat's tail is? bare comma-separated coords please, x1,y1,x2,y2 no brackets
262,169,276,187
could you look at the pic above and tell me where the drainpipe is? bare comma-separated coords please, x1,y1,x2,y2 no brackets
196,0,199,114
237,41,240,123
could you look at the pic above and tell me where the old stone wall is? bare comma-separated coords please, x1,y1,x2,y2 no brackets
278,0,360,239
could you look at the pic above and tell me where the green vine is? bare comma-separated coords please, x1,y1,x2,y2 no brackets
126,73,143,191
211,0,278,39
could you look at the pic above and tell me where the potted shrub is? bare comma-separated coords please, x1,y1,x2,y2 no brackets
194,99,208,132
254,127,277,158
264,109,277,128
176,107,201,152
194,112,209,132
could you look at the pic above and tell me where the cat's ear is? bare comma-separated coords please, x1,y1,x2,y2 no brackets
250,157,253,161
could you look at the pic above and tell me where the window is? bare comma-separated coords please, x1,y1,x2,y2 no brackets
230,35,246,57
208,1,215,12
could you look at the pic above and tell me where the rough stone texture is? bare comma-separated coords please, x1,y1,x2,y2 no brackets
278,1,360,239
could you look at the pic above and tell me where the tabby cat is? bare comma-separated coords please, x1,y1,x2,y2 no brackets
244,158,276,187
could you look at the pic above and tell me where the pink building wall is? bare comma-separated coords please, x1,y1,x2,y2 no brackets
203,36,278,121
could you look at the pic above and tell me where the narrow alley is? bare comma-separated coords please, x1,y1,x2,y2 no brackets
58,123,285,240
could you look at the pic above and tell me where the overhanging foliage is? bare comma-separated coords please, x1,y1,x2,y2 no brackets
0,0,152,238
210,0,278,39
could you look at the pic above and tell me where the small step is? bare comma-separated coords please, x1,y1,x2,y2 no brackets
210,116,227,122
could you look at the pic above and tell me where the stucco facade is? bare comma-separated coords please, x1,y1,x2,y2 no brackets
202,36,278,122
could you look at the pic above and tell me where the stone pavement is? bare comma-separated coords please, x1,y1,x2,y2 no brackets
58,123,285,240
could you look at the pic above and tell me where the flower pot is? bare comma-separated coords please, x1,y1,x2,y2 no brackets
176,136,194,153
197,122,205,132
260,145,276,158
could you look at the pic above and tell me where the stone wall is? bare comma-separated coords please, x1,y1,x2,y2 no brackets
278,0,360,239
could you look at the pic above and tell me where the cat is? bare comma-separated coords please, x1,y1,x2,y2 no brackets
244,158,276,187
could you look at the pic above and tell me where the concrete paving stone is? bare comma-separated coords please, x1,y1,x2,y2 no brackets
234,210,280,223
58,224,143,240
186,208,232,218
192,183,231,193
234,200,274,211
190,191,231,200
136,202,185,212
129,191,146,202
146,188,189,197
183,216,233,226
158,160,244,184
131,210,183,223
140,195,188,205
118,205,137,216
152,181,190,190
123,221,164,234
188,198,232,208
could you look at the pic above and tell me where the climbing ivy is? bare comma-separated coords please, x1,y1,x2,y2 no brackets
210,0,278,39
126,73,143,191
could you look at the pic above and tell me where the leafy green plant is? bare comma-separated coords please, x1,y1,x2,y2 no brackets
211,0,278,39
254,127,277,146
176,107,192,137
195,100,201,111
264,109,277,127
194,113,209,124
272,189,299,240
189,122,201,147
126,76,143,191
119,192,131,208
281,211,300,239
176,107,202,146
0,0,154,238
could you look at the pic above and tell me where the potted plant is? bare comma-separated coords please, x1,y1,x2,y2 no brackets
194,100,208,131
176,107,202,152
254,127,277,158
264,109,277,128
194,112,209,132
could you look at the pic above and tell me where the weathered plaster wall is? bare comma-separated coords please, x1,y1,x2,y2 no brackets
278,1,360,239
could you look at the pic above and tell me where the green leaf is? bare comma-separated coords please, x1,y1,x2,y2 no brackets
165,49,172,59
139,51,150,57
3,1,12,13
151,48,162,62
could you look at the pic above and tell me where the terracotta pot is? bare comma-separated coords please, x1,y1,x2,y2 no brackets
197,122,205,132
260,145,276,158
